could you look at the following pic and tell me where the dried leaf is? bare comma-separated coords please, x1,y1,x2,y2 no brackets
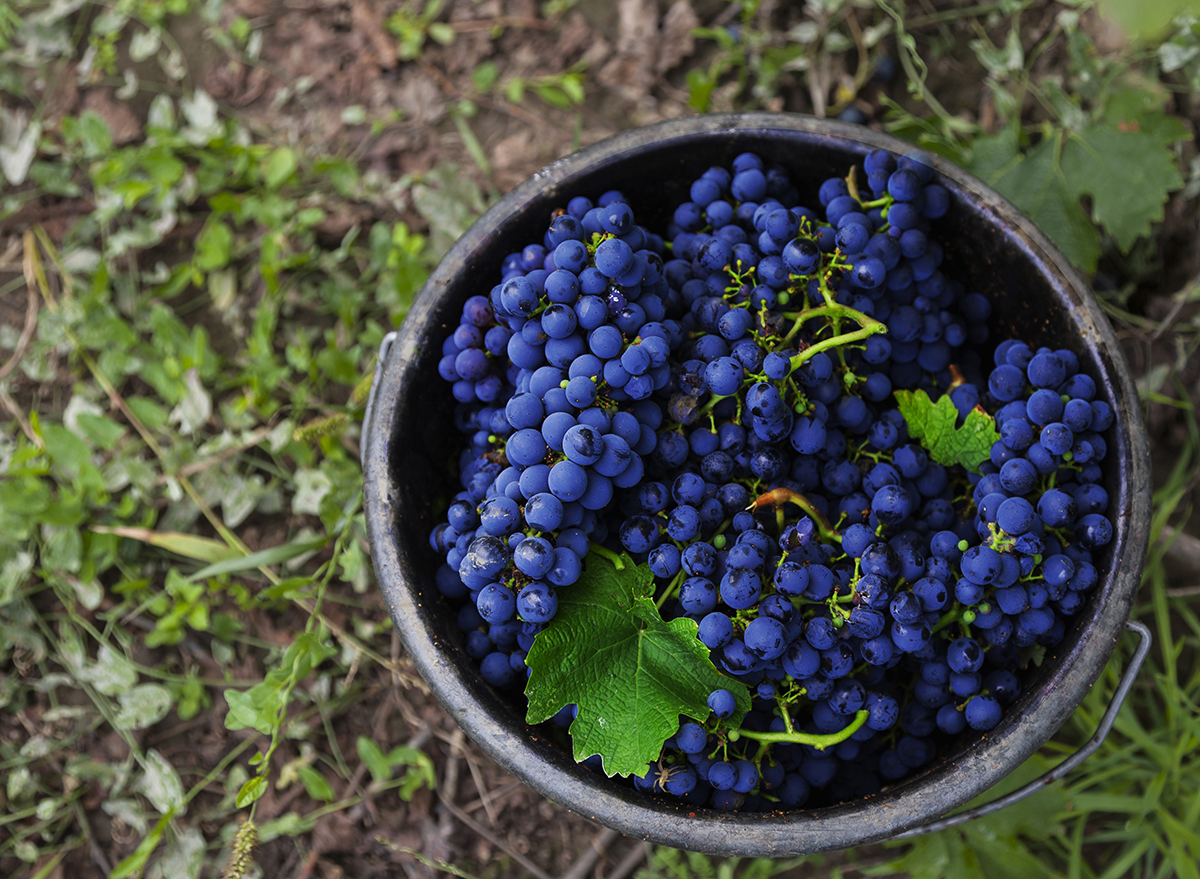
139,749,186,815
91,525,241,563
657,0,699,75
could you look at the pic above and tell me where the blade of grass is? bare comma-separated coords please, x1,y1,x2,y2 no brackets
1068,793,1154,815
450,103,492,177
1157,808,1200,855
29,851,66,879
1095,836,1153,879
185,536,329,581
89,526,242,563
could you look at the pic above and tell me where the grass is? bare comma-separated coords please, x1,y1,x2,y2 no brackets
1,0,1199,876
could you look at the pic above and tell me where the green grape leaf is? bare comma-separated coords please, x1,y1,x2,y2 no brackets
1059,121,1187,254
895,389,999,474
524,551,751,778
967,129,1101,273
1096,85,1191,147
969,108,1189,271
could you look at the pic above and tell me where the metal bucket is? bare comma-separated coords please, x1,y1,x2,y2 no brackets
362,114,1152,855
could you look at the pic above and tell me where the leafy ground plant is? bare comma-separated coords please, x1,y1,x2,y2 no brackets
0,2,453,866
880,0,1192,276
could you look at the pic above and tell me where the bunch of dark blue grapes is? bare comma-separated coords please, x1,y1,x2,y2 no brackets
431,193,678,690
427,148,1114,813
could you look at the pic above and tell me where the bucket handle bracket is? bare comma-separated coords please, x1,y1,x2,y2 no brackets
361,331,398,469
895,618,1153,839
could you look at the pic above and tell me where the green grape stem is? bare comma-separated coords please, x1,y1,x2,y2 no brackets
655,567,687,609
930,604,978,636
786,308,888,372
748,487,841,543
588,545,625,569
780,298,884,344
729,709,870,751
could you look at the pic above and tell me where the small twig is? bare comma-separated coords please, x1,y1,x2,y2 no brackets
0,273,37,382
461,750,501,826
122,612,212,663
89,837,112,875
606,841,649,879
0,387,38,446
809,49,830,118
440,796,555,879
342,647,361,690
451,16,553,32
419,58,561,135
146,714,213,745
1163,528,1200,597
259,782,305,821
1150,274,1200,341
0,234,22,268
72,801,112,875
435,729,465,848
561,827,620,879
906,1,1007,28
843,10,872,97
0,198,96,234
294,850,320,879
295,595,427,689
157,424,275,482
709,3,741,27
749,487,840,543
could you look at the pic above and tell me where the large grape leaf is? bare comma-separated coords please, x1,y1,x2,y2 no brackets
1097,85,1191,147
524,551,751,778
969,104,1188,272
895,389,999,475
1059,122,1185,254
968,129,1101,273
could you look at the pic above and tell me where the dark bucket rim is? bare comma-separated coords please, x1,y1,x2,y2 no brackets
364,112,1152,855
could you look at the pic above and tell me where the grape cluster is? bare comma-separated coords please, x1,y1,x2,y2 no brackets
426,148,1115,811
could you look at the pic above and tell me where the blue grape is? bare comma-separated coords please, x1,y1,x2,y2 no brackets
561,424,605,466
887,168,922,201
1027,351,1068,388
1037,488,1078,527
964,694,1002,730
480,652,518,688
516,581,558,624
871,484,915,525
476,583,516,624
548,459,588,501
988,364,1026,401
947,637,984,674
705,357,744,396
524,492,564,532
1040,422,1074,455
699,613,734,650
1075,513,1113,548
546,547,582,587
743,616,788,660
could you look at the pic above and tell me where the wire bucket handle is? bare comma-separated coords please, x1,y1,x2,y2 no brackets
896,618,1153,838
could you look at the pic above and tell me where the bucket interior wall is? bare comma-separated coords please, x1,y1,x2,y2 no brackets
365,115,1150,855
